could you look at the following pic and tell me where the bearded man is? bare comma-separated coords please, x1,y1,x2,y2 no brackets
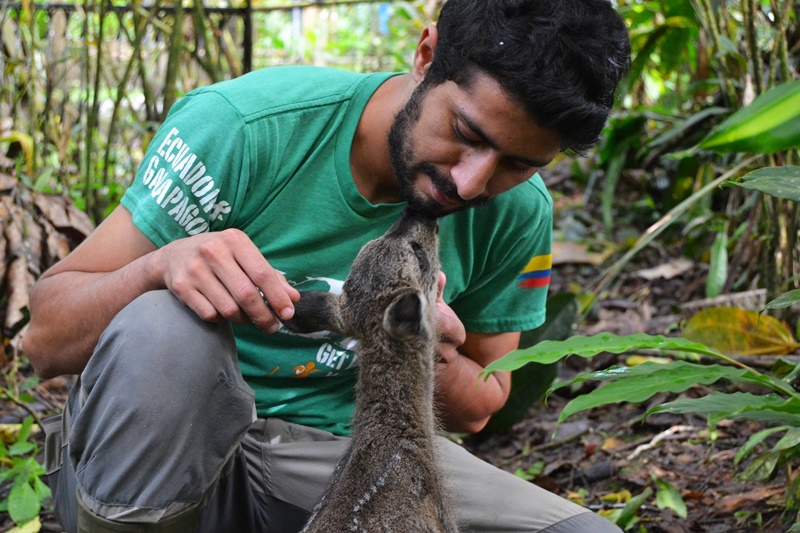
25,1,630,531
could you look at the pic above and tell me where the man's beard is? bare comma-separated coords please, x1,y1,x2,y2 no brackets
387,83,490,218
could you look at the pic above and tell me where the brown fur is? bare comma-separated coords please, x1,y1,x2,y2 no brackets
283,208,458,533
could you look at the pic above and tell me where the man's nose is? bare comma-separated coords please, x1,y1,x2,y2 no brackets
451,151,498,200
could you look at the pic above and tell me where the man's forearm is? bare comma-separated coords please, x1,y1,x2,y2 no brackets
435,352,510,434
23,254,163,379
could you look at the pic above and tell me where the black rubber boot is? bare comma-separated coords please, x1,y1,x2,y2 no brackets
77,495,199,533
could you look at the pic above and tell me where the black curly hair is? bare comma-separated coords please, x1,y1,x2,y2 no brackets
427,0,631,153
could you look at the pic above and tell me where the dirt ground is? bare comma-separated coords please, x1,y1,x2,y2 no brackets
464,380,790,532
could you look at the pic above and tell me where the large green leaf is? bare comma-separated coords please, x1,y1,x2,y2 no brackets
773,427,800,451
765,289,800,311
646,391,798,427
733,396,800,427
481,294,577,434
483,333,724,376
741,450,781,482
699,79,800,154
8,482,40,524
735,426,790,465
654,477,688,519
550,361,795,424
732,166,800,202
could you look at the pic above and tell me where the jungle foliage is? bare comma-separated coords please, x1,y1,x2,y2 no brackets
489,0,800,526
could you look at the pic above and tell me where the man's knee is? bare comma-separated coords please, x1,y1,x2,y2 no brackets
89,290,236,376
66,290,255,518
75,289,249,438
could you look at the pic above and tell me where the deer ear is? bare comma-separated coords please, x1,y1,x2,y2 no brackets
383,291,428,340
282,291,346,335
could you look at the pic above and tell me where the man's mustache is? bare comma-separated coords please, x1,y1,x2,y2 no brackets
415,163,491,210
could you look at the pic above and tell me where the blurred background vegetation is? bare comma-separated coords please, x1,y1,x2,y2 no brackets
1,0,800,530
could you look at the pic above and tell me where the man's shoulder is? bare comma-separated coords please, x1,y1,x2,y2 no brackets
187,66,392,120
478,173,552,222
510,174,552,208
440,174,552,251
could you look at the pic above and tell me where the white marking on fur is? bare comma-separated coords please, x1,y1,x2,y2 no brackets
351,452,402,515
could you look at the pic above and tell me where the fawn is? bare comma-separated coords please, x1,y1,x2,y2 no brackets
283,207,458,533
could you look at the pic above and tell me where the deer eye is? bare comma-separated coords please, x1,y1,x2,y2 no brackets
409,241,429,272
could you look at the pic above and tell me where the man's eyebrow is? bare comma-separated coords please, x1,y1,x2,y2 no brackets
459,112,550,168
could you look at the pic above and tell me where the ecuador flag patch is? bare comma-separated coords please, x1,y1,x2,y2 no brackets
516,253,552,289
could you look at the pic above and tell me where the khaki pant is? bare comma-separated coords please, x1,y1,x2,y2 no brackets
45,290,620,533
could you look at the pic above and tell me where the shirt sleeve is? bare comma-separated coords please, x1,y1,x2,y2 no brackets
450,180,553,334
121,90,248,247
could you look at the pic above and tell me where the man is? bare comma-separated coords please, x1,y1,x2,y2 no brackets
24,1,630,531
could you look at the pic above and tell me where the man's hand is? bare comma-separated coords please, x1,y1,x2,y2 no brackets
433,270,515,433
435,271,466,363
156,229,300,333
24,207,300,378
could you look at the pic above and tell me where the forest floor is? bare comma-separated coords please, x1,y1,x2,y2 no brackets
2,162,797,532
464,389,788,532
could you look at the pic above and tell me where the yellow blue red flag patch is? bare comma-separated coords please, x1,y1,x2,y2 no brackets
516,253,552,289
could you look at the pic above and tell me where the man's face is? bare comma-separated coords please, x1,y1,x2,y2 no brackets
388,71,563,217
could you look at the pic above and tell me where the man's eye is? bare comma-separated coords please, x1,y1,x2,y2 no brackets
453,125,481,146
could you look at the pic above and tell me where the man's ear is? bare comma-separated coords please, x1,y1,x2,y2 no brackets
383,291,430,341
281,291,346,335
411,24,438,83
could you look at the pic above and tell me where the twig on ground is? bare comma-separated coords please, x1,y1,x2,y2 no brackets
626,425,702,460
1,390,45,430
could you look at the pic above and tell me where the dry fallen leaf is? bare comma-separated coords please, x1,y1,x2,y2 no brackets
636,258,694,280
718,486,784,512
602,436,627,452
0,178,94,345
552,241,610,266
5,256,33,331
683,307,800,356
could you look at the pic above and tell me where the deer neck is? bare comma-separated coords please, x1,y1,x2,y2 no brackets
350,338,438,442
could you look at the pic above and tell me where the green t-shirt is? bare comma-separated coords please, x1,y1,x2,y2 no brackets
121,66,553,436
